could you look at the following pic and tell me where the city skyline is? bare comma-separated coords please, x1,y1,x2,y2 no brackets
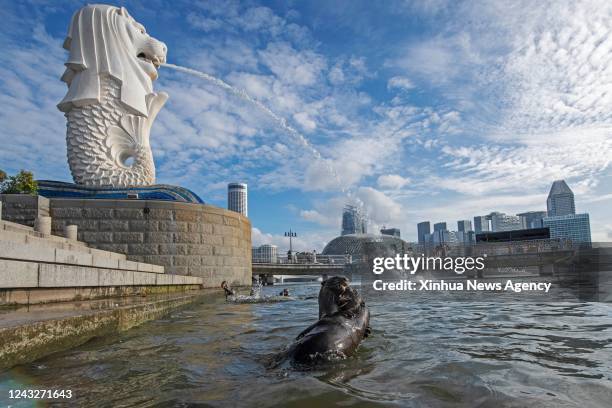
254,177,593,251
418,179,592,244
1,1,611,251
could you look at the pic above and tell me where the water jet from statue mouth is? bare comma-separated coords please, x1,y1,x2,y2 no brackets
160,62,368,214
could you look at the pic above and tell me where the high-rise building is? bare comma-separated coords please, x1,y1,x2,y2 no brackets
488,212,522,232
341,205,367,235
543,213,591,243
417,221,431,244
228,183,248,216
547,180,576,216
474,216,490,233
465,230,476,244
252,244,278,263
432,230,461,245
455,220,473,244
432,230,447,245
430,222,451,245
433,222,447,232
517,211,547,229
380,227,401,237
457,220,472,232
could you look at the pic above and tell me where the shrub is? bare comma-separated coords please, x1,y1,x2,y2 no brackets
0,170,38,195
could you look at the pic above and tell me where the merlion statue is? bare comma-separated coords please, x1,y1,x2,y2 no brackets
57,4,168,187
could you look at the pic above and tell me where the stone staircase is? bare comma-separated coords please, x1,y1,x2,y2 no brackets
0,219,202,305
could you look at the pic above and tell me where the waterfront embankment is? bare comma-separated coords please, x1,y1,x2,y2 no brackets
0,289,218,370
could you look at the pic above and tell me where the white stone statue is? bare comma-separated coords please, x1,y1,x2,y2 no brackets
57,4,168,187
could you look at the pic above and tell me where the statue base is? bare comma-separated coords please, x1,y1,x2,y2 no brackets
41,193,252,288
37,180,204,204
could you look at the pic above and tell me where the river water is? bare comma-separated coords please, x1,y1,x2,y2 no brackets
2,282,612,407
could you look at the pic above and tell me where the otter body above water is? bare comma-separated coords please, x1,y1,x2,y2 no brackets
288,276,370,364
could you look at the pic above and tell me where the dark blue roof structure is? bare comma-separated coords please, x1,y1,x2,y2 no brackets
37,180,204,204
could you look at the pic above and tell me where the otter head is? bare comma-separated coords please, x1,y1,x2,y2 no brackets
318,276,362,319
58,4,168,117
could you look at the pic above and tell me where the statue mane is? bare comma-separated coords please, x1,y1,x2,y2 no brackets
57,4,153,117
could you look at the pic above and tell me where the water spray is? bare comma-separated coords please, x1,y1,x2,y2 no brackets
162,63,366,215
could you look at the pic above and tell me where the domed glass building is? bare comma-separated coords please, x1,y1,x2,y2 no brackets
322,233,409,258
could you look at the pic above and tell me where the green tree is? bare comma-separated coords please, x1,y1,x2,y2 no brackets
0,170,38,195
0,169,6,183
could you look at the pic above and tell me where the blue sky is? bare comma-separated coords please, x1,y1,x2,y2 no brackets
1,0,611,250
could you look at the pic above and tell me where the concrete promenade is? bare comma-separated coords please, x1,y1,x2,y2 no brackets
0,290,216,370
0,216,202,305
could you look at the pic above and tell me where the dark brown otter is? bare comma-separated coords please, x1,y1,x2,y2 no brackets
221,280,235,299
287,276,370,364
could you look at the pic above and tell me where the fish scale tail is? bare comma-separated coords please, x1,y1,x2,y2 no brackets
64,76,156,187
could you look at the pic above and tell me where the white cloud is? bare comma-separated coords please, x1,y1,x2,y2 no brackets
0,23,68,180
299,196,347,227
186,14,223,32
386,34,480,86
293,111,317,131
387,76,415,91
258,42,326,87
188,4,310,43
488,1,612,141
328,64,345,84
377,174,411,189
251,227,331,252
328,56,369,85
431,139,612,196
356,187,403,227
299,209,336,227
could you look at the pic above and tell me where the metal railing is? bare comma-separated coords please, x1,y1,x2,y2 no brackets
252,254,352,265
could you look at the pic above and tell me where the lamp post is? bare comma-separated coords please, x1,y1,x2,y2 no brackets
284,229,297,252
284,229,297,262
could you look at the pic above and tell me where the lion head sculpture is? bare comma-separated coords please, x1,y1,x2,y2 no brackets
57,4,167,117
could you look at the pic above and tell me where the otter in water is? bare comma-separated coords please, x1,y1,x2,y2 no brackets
286,276,370,364
221,281,235,299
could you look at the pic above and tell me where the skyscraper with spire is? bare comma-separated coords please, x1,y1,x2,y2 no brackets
543,180,591,243
547,180,575,216
341,204,367,235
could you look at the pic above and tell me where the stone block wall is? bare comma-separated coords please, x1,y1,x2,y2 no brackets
0,194,50,227
49,199,252,287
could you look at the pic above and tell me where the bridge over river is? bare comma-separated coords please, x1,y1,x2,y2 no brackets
252,255,349,284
